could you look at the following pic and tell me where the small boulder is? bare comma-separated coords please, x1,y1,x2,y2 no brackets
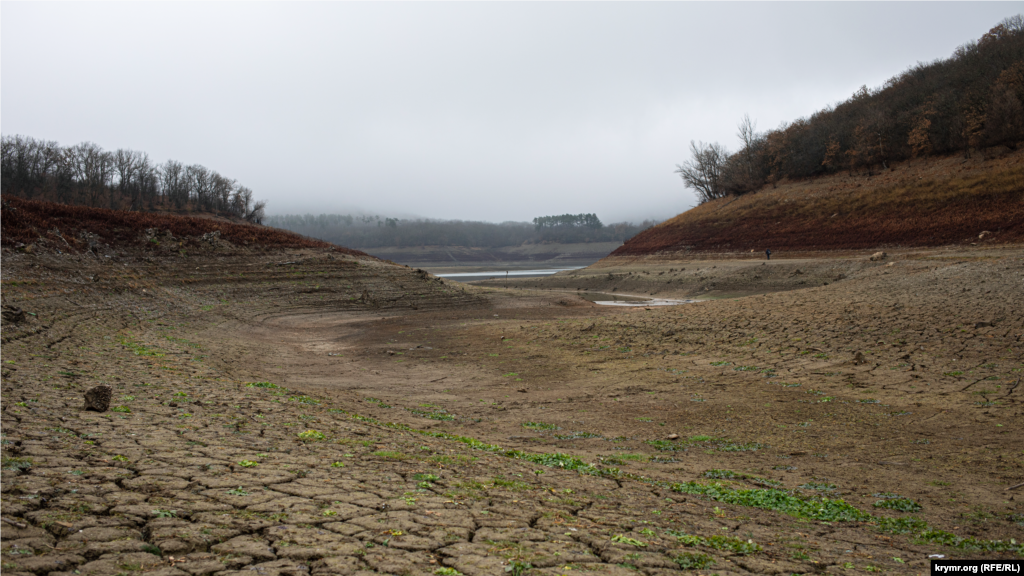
974,321,994,329
869,251,887,261
84,385,112,412
666,434,680,440
979,231,992,240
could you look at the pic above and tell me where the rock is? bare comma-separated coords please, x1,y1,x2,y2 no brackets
979,231,992,239
2,305,26,323
83,385,112,412
201,230,221,242
517,388,528,393
975,321,994,329
869,251,887,261
666,434,679,440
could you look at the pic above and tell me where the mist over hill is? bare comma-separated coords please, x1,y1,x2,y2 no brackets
264,213,661,249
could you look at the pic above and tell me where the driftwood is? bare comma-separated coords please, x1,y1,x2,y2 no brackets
1,516,28,529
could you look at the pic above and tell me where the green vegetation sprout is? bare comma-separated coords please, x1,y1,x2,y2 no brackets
297,430,325,441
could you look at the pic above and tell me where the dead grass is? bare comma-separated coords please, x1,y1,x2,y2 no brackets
0,196,367,255
616,153,1024,255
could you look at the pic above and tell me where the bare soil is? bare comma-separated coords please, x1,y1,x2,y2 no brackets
2,241,1022,576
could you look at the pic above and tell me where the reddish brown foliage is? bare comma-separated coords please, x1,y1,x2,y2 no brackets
614,162,1024,256
1,196,367,256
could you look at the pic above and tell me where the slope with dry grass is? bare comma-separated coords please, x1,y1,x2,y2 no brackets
1,197,366,256
614,151,1024,257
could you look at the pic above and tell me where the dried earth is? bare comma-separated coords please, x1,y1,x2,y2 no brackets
2,241,1023,576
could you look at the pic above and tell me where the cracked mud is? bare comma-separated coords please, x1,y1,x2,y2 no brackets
2,245,1022,576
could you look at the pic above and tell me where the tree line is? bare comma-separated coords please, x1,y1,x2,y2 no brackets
263,213,659,248
532,213,603,230
678,15,1024,204
0,135,267,222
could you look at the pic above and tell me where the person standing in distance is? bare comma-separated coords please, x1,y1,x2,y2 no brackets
765,248,772,260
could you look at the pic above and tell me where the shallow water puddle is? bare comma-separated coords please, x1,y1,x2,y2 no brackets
595,298,696,307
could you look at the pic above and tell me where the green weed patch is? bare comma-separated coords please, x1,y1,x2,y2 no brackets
337,409,1021,555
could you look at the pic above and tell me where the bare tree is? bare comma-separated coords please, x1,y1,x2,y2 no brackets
245,199,266,224
736,114,759,181
675,140,729,204
185,164,212,209
160,160,187,208
3,134,268,218
211,172,235,212
113,149,139,209
70,142,113,207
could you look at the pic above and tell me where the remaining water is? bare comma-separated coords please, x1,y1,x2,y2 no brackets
594,298,697,307
437,267,584,282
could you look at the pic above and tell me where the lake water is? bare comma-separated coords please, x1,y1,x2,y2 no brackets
435,269,695,307
593,298,697,307
437,267,584,282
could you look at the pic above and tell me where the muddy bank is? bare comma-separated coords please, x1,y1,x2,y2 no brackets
472,245,1024,299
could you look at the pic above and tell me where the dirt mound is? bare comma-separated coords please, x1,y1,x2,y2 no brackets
614,151,1024,257
1,196,367,256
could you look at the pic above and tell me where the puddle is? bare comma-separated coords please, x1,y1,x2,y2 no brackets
576,292,696,307
437,267,584,282
576,293,649,303
594,298,696,307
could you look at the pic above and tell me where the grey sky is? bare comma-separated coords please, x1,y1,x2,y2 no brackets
2,2,1018,224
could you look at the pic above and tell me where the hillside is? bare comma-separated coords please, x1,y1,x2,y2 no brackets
1,196,367,257
612,149,1024,258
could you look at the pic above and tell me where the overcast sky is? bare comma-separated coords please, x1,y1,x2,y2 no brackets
2,2,1018,223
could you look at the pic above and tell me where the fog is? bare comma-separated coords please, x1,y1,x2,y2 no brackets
1,2,1014,223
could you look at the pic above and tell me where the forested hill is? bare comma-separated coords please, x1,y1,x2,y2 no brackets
608,16,1024,259
1,136,268,223
675,15,1024,205
610,151,1024,257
